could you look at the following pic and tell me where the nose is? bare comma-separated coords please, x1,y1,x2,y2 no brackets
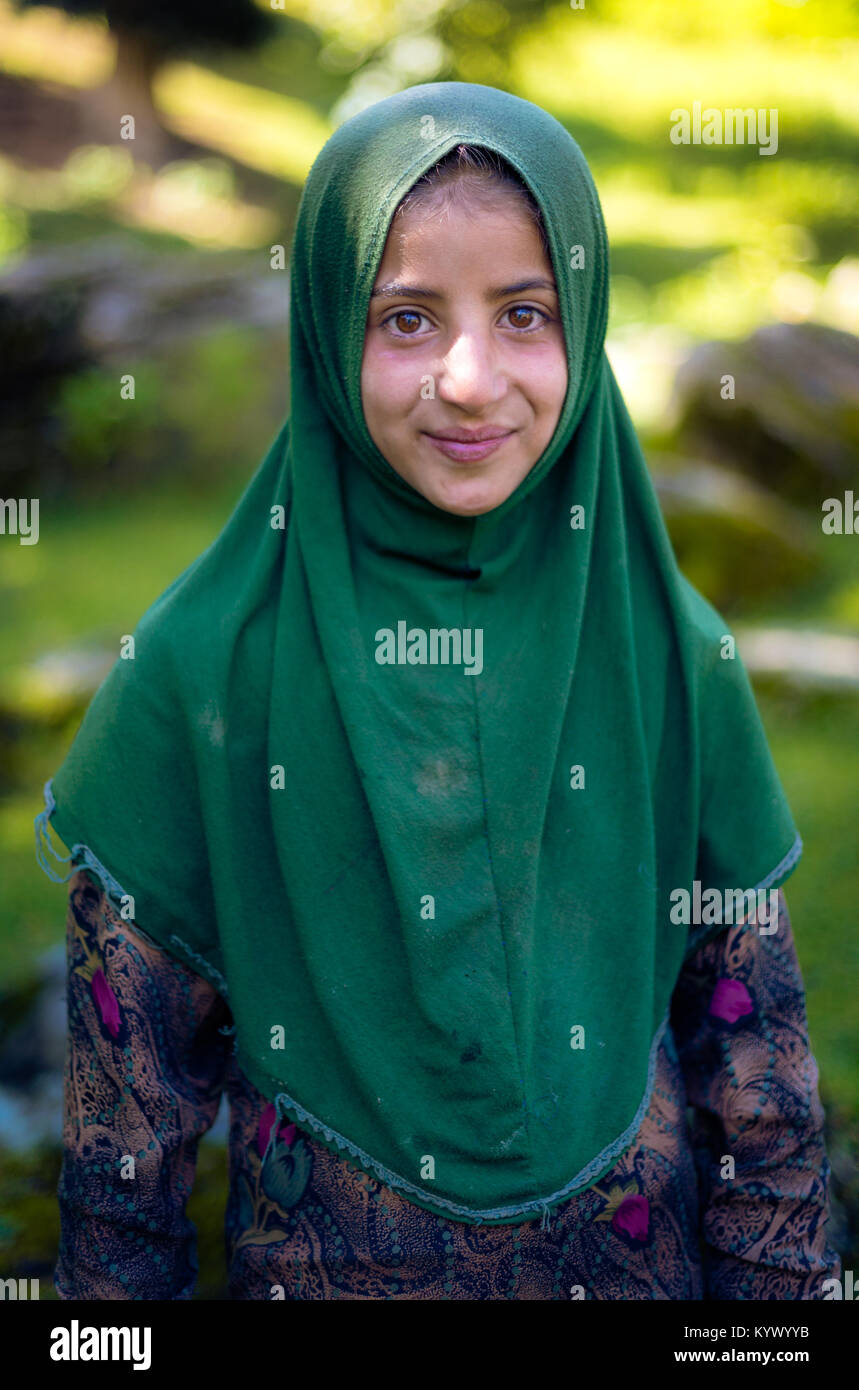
435,327,508,412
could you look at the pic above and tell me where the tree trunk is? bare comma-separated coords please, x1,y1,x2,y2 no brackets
81,24,171,168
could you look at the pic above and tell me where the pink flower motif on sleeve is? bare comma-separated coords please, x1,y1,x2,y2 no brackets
612,1194,650,1243
70,908,123,1041
90,968,121,1039
709,978,754,1024
592,1178,651,1248
257,1101,297,1155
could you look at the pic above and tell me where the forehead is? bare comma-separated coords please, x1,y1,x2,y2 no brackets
372,197,553,280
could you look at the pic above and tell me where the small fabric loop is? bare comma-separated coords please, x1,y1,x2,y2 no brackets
34,778,76,883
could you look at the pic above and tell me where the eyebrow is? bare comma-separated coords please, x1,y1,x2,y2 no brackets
368,277,557,301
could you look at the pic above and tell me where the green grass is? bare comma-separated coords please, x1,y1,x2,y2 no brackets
0,474,254,672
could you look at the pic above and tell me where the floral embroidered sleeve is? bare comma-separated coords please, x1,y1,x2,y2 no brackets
56,866,232,1300
670,888,842,1299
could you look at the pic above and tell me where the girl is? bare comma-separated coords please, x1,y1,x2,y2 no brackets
36,81,840,1299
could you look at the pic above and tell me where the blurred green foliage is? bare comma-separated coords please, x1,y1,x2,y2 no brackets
56,365,159,476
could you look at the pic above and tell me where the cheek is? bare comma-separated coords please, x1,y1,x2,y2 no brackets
360,347,378,416
528,349,568,419
362,346,419,427
549,343,570,408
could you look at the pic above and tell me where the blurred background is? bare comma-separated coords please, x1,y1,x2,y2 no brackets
0,0,857,1298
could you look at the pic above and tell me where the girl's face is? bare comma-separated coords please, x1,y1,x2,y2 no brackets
361,191,568,517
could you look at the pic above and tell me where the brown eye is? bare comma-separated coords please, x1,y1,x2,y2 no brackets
388,310,424,334
506,305,547,330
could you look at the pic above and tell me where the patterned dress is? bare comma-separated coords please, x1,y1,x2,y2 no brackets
56,867,841,1300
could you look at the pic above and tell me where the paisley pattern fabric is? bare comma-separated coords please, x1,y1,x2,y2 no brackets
56,868,841,1300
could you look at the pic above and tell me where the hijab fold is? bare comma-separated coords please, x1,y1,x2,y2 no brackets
36,82,801,1224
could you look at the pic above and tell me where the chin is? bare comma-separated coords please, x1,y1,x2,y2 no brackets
420,460,526,517
428,480,513,517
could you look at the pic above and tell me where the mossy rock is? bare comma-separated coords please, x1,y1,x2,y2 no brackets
668,322,859,508
653,457,819,611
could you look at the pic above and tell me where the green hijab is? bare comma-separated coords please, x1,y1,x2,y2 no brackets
36,81,801,1226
